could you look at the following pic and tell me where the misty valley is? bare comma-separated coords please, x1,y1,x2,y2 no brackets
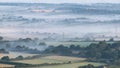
0,3,120,68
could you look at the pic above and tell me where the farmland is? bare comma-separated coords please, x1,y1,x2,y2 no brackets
14,55,86,64
0,63,14,68
13,55,106,68
39,62,105,68
0,2,120,68
46,41,98,47
46,41,113,47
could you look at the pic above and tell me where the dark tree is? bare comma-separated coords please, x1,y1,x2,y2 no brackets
0,36,3,41
1,56,10,61
78,64,95,68
109,38,114,41
39,42,46,46
15,55,24,60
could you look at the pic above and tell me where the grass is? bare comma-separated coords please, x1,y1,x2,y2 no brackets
0,64,14,67
108,65,120,68
14,55,106,68
14,58,63,64
39,62,106,68
46,41,114,47
14,55,86,64
46,41,98,47
43,55,86,61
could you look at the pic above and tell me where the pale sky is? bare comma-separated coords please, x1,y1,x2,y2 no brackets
0,0,120,3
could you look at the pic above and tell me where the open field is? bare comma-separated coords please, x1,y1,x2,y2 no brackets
14,55,106,68
25,62,105,68
14,55,86,64
43,55,86,61
0,64,14,68
14,58,63,64
46,41,98,47
46,41,113,47
39,62,106,68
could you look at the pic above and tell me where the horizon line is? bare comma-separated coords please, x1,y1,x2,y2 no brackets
0,2,120,4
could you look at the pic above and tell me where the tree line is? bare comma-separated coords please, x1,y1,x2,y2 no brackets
44,41,120,65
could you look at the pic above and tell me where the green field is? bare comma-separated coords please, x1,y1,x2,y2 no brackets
14,55,106,68
0,64,14,68
14,58,63,64
46,41,98,47
39,62,105,68
14,55,86,64
46,41,114,47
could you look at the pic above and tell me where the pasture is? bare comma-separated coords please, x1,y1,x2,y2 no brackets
14,55,86,64
0,63,14,68
46,41,98,47
46,41,114,47
39,62,106,68
14,55,106,68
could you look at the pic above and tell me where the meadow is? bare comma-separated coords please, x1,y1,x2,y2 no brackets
46,41,98,47
14,55,86,64
39,62,105,68
46,41,113,47
14,55,106,68
0,64,14,68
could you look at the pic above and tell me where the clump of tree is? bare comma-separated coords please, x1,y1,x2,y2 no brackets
39,42,46,46
0,49,9,53
109,38,114,41
84,41,120,63
44,45,73,56
15,55,24,60
44,41,120,64
18,38,32,42
0,36,3,41
15,45,29,50
78,64,106,68
1,56,10,61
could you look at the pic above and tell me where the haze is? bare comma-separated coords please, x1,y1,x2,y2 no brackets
0,0,120,3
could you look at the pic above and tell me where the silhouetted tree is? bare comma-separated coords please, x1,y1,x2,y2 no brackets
1,56,10,61
0,36,3,41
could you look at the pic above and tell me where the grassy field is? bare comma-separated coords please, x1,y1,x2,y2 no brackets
14,55,86,64
39,62,105,68
46,41,114,47
0,64,14,68
14,55,106,68
14,58,63,64
46,41,98,47
43,55,86,61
